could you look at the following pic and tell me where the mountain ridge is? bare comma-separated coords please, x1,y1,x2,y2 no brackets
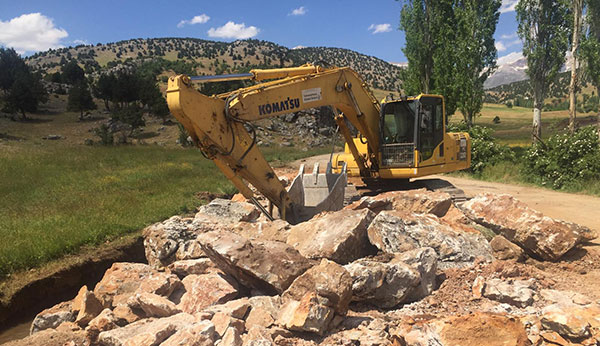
25,37,403,91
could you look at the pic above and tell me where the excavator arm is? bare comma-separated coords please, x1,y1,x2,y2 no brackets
166,65,381,224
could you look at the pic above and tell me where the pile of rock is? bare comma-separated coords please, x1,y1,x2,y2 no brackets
12,190,598,345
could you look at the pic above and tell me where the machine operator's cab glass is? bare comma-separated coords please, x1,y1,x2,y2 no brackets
380,100,417,167
418,96,444,162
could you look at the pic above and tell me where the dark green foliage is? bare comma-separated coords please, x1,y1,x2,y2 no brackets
524,126,600,188
5,71,48,118
94,124,114,145
399,0,500,121
61,60,85,85
581,0,600,106
112,104,145,136
0,48,27,90
453,0,501,125
68,80,97,119
448,123,515,174
0,48,48,119
177,123,192,147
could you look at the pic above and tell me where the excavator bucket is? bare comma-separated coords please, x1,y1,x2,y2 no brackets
286,162,347,223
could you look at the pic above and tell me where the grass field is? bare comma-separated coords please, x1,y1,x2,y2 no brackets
0,142,330,277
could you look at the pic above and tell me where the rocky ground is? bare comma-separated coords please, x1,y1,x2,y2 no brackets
6,185,600,345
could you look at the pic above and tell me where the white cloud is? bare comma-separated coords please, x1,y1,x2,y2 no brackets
495,41,507,52
73,39,88,45
368,23,392,34
207,21,259,39
177,14,210,28
500,32,518,39
497,51,524,65
0,13,68,54
292,45,306,50
500,0,518,13
290,6,307,16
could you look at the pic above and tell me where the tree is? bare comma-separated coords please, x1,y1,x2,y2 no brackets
0,48,48,120
93,73,116,111
568,0,584,134
0,48,26,92
517,0,571,142
581,0,600,139
68,80,97,120
400,0,495,119
61,60,85,85
453,0,502,125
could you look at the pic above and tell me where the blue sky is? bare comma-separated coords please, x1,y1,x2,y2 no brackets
0,0,522,63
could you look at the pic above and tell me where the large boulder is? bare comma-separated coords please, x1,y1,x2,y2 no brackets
195,198,260,223
282,259,353,316
482,278,536,308
490,235,526,261
97,313,197,346
71,285,104,327
286,209,376,264
143,215,225,268
367,210,492,268
30,301,75,335
143,199,261,268
343,256,420,308
197,230,312,295
93,263,178,308
177,273,239,314
395,247,438,301
278,292,335,336
461,193,596,260
345,188,452,217
230,219,291,243
398,312,530,346
541,303,600,340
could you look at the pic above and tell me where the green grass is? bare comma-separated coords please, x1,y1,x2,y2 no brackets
0,143,330,276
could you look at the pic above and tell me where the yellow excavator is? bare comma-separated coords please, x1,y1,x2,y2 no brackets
166,64,471,224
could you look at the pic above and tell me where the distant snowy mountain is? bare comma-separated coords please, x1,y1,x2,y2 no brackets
485,51,574,89
485,52,528,89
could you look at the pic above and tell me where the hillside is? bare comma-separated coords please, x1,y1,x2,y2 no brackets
25,38,403,91
485,70,599,112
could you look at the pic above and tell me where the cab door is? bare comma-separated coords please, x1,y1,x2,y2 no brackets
417,96,444,165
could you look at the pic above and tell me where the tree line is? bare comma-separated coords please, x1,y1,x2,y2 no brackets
399,0,600,142
0,49,169,140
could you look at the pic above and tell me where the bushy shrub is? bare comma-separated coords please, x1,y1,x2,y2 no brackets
524,126,600,189
94,124,113,145
448,123,515,174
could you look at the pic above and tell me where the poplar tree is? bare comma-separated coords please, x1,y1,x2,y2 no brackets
516,0,571,142
399,0,500,121
453,0,502,126
568,0,584,134
581,0,600,139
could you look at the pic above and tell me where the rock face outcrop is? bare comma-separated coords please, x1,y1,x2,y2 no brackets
461,193,596,260
197,230,312,295
367,210,492,268
286,209,376,264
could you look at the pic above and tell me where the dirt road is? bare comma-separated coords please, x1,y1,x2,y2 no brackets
291,154,600,232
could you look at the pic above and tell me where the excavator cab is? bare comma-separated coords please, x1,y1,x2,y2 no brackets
379,95,445,168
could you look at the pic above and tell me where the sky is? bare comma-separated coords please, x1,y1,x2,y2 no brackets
0,0,523,64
